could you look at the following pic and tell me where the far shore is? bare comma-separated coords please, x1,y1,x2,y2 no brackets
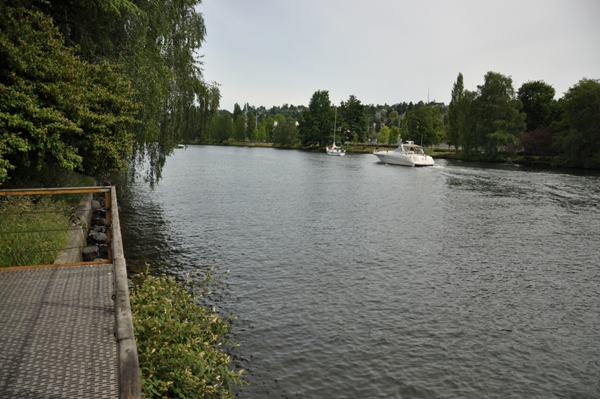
185,141,564,168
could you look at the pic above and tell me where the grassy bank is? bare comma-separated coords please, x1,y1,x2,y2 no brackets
0,167,95,267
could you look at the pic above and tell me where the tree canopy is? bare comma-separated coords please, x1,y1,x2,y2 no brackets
298,90,333,147
447,73,464,152
0,6,137,184
553,78,600,168
1,0,220,186
475,72,526,157
339,95,367,143
517,80,557,132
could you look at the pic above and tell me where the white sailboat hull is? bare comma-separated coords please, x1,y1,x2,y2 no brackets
327,147,345,156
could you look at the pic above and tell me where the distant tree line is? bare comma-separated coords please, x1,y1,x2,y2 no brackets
0,0,218,186
212,71,599,169
448,71,600,167
209,93,446,148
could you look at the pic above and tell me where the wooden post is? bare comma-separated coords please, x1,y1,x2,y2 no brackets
105,191,113,262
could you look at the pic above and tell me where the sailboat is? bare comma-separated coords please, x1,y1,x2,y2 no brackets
326,107,345,156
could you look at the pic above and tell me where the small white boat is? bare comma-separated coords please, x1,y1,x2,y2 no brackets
373,140,434,167
327,107,345,156
327,143,345,156
177,144,185,149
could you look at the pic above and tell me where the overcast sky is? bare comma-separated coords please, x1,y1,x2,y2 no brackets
199,0,600,112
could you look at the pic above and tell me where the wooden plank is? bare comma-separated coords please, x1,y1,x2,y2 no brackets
0,186,110,196
111,187,142,399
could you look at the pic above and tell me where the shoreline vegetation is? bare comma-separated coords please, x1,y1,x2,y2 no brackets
186,141,563,168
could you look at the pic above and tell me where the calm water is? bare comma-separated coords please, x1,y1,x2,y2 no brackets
118,146,600,399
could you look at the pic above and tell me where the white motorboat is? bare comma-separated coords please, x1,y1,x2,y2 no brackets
327,107,345,156
373,140,434,167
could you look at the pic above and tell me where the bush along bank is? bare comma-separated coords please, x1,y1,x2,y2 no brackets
130,267,244,399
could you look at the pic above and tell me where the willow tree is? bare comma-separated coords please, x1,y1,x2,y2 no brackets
120,0,220,184
22,0,220,185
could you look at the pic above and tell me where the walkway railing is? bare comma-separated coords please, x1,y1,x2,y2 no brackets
0,186,141,399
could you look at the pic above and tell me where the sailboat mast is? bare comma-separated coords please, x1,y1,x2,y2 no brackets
333,107,337,144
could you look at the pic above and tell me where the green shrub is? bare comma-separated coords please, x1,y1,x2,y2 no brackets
130,268,244,399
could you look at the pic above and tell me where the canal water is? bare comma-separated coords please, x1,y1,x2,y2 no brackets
118,145,600,399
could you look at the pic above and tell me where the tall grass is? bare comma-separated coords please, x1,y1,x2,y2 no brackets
0,166,96,267
0,196,74,267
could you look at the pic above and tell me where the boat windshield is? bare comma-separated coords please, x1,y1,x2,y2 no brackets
401,145,424,155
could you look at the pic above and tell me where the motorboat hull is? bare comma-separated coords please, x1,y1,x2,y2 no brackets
373,151,434,166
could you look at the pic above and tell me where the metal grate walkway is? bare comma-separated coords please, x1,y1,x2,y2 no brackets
0,265,118,399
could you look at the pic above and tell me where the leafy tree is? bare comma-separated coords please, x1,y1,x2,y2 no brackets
447,72,464,152
261,116,275,142
233,103,243,121
405,106,444,147
458,90,479,155
378,126,390,144
298,90,333,146
474,71,526,158
234,115,245,142
0,7,138,184
518,80,557,132
209,114,233,143
272,115,298,146
25,0,221,185
246,111,256,141
339,95,367,143
256,125,266,142
390,126,401,145
388,110,399,127
518,126,557,155
553,78,600,168
400,117,409,140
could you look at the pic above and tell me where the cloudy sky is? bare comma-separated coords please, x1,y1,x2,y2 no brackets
199,0,600,112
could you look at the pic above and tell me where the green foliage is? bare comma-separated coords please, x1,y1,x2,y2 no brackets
0,196,72,267
457,90,479,155
378,125,390,144
245,112,256,141
298,90,333,146
553,78,600,168
210,114,233,143
232,104,242,121
405,105,444,147
390,126,401,145
0,7,138,185
130,268,244,399
447,73,464,152
272,115,298,146
339,95,367,143
474,72,526,158
27,0,221,184
518,80,557,132
234,115,245,142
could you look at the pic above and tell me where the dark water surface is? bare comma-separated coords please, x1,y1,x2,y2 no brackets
118,146,600,399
